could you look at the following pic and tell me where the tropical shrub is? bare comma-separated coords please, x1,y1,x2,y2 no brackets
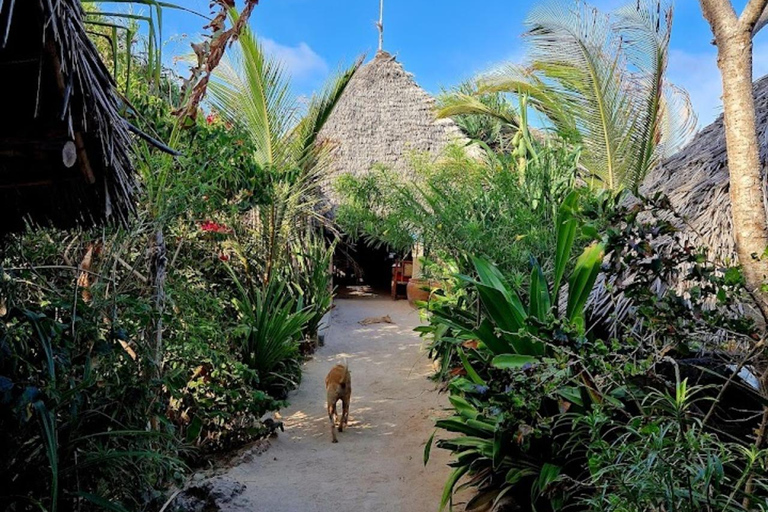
424,192,768,511
335,119,581,288
229,275,313,398
0,249,184,512
424,191,607,510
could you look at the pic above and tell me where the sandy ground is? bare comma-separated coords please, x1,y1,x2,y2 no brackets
220,294,458,512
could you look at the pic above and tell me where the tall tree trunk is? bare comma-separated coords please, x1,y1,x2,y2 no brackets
699,0,768,322
718,33,768,321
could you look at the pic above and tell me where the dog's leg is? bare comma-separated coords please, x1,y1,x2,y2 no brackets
340,396,350,432
328,401,338,443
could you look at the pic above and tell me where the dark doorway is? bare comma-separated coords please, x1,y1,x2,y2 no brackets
333,238,406,294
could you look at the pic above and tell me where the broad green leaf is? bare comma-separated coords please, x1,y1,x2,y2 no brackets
436,418,488,437
440,466,470,511
566,242,605,322
424,430,436,466
473,319,513,355
449,396,480,420
528,257,551,320
553,190,579,297
457,348,485,386
475,283,526,335
492,354,538,369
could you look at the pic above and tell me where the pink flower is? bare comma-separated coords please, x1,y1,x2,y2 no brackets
200,220,232,234
206,113,217,125
218,253,230,262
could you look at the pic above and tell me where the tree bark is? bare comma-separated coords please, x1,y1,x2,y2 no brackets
699,0,768,322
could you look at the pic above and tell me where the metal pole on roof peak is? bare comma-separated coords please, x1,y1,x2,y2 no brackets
376,0,384,51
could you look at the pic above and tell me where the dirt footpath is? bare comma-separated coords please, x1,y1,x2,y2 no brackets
220,295,456,512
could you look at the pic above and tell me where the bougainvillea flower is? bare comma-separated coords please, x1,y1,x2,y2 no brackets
200,220,232,234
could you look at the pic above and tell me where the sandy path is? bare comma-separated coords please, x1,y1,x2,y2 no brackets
220,295,455,512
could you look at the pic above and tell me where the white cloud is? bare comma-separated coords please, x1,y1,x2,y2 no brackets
668,40,768,128
261,38,328,82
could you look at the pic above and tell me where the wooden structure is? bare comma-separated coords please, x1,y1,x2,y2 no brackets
0,0,138,234
391,259,412,300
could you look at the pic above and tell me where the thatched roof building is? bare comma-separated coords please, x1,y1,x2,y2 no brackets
0,0,137,234
589,75,768,333
639,74,768,262
318,50,474,198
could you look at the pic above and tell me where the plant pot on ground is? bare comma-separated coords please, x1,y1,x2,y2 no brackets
406,278,440,307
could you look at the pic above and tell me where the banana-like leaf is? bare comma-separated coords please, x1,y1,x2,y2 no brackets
566,242,605,322
528,257,551,320
553,190,579,298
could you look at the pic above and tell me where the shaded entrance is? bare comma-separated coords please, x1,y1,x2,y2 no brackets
333,239,408,295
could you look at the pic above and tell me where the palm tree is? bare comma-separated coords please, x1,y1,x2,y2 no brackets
208,22,360,285
439,0,696,191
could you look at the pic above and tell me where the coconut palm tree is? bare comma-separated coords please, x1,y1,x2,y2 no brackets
439,0,696,191
208,22,360,285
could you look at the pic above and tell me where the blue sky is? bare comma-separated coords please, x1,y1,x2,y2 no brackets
152,0,768,127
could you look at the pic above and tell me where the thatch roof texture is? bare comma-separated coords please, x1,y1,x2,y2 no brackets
318,50,473,199
0,0,137,234
588,75,768,334
640,75,768,262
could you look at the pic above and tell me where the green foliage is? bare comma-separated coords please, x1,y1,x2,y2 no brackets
229,275,312,397
580,379,768,512
424,195,606,510
0,263,184,512
424,192,767,511
335,122,581,288
437,81,520,152
443,0,696,191
0,9,352,510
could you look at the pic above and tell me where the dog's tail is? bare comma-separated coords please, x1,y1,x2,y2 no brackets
339,359,350,388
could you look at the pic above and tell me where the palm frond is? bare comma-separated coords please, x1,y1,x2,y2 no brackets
470,0,694,190
209,22,295,167
525,0,636,189
479,64,581,142
292,55,364,173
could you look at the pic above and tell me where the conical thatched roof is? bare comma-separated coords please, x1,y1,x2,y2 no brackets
639,75,768,261
588,75,768,334
318,50,474,199
0,0,137,234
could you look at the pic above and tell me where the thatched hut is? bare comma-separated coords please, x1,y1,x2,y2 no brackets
0,0,137,234
318,50,474,198
639,74,768,262
589,75,768,332
318,50,476,284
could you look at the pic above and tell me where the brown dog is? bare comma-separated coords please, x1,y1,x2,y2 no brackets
325,362,351,443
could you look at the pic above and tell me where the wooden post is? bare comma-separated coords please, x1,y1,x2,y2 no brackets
377,0,384,52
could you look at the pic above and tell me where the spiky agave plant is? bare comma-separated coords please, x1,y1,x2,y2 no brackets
439,0,697,192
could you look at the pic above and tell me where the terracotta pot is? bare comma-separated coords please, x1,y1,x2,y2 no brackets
406,278,440,307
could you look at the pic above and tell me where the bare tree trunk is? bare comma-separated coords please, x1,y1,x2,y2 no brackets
699,0,768,322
